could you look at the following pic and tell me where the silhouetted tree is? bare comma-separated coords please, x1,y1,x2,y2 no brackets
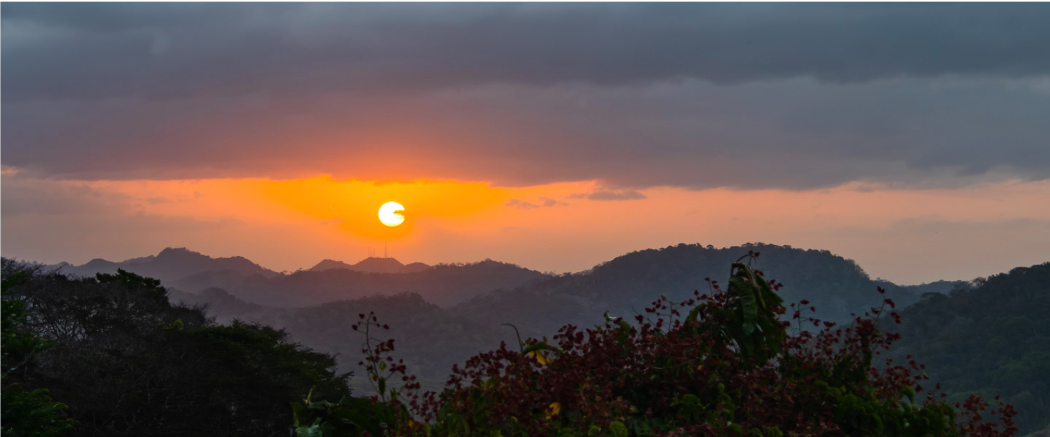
1,260,352,437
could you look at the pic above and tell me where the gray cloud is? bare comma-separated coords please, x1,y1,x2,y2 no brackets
583,189,646,200
539,197,567,207
4,3,1049,102
505,199,539,210
2,4,1050,190
507,197,568,209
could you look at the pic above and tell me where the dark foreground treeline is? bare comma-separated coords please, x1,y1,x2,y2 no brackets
1,260,350,437
1,256,1042,436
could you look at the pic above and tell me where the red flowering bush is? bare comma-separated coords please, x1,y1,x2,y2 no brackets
298,252,1017,437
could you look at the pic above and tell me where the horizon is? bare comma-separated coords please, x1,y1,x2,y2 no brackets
17,242,1036,287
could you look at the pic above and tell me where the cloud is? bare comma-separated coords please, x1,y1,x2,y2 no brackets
2,4,1050,190
539,197,567,207
0,173,132,217
584,190,648,201
506,197,569,209
505,199,539,210
3,4,1049,103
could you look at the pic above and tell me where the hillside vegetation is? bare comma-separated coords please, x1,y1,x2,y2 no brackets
1,260,352,437
888,263,1050,434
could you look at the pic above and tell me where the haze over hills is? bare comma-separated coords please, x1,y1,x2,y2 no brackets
224,259,546,307
50,247,546,308
52,247,279,284
50,243,963,322
155,243,967,392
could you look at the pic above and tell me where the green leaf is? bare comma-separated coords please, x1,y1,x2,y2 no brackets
291,402,304,427
523,341,550,354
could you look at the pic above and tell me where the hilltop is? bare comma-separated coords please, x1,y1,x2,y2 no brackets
310,257,431,274
53,247,278,284
453,243,947,336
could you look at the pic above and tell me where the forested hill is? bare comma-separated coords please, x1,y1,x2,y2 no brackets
887,262,1050,435
453,243,942,336
167,243,964,392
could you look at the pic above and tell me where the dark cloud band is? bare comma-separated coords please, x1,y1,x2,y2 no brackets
2,4,1049,189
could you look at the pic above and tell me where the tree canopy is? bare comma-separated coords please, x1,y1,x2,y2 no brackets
1,260,352,437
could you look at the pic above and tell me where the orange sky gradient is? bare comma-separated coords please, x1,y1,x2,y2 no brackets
4,171,1048,285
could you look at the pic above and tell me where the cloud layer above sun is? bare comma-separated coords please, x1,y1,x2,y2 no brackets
3,3,1050,189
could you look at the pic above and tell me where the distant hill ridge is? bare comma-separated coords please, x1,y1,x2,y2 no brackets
229,259,545,307
55,247,279,284
310,257,431,274
32,242,1021,398
50,244,964,313
50,247,543,308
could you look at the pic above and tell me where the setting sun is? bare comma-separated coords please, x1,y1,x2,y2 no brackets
378,201,406,227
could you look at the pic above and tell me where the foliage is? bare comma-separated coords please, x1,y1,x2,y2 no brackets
1,260,353,437
2,272,76,437
290,312,429,437
888,263,1050,435
291,388,391,437
316,253,1017,436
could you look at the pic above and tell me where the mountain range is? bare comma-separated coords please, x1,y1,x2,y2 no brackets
65,243,962,393
16,243,1049,434
53,247,278,283
49,248,545,307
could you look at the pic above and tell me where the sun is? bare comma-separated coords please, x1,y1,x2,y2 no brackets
378,201,406,227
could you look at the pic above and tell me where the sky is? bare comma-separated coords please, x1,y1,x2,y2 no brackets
3,3,1050,284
